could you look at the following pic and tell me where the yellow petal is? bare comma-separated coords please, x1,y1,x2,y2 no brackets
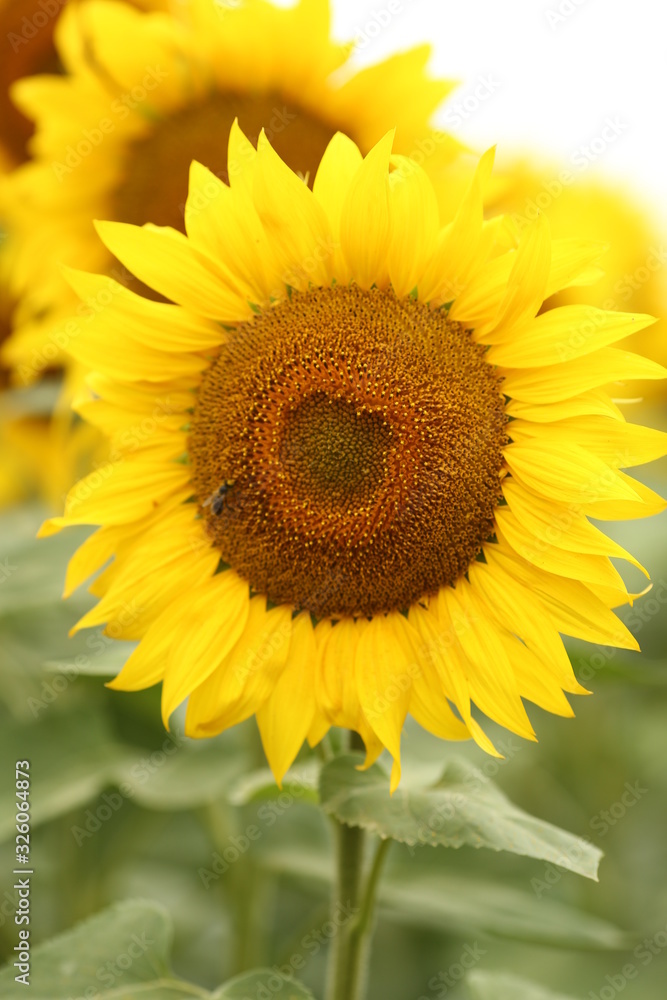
490,540,639,650
387,154,440,296
500,634,575,717
495,510,629,591
441,585,536,741
485,212,551,337
64,524,126,598
227,118,259,193
253,132,335,291
355,611,413,792
185,596,291,735
455,237,604,334
501,348,667,404
488,306,656,367
419,147,495,304
408,660,471,743
503,441,641,505
332,45,457,156
160,573,252,727
582,473,666,520
72,506,219,640
43,461,191,529
95,221,251,321
256,612,317,784
306,711,331,749
340,130,394,289
469,555,586,695
408,601,499,757
106,572,241,695
185,160,284,304
506,391,624,423
313,132,363,282
315,618,360,729
502,477,646,574
508,416,667,469
59,1,188,107
64,268,225,353
543,239,608,296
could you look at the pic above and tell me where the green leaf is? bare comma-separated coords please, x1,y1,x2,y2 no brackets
2,601,135,678
380,872,630,951
0,705,248,837
0,707,134,842
319,754,601,879
228,761,320,806
467,970,578,1000
0,506,136,707
217,970,316,998
258,847,628,951
0,899,216,999
571,646,667,686
0,505,90,618
44,641,137,676
114,736,245,811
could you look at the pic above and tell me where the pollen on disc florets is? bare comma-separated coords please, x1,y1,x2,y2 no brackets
189,285,508,618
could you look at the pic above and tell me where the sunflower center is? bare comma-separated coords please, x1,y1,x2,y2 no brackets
190,285,507,618
281,394,393,505
112,91,340,233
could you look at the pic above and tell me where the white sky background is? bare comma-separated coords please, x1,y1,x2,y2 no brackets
314,0,667,224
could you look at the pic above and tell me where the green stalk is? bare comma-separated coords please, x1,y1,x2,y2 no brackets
344,836,392,998
324,817,367,1000
201,801,261,976
324,733,392,1000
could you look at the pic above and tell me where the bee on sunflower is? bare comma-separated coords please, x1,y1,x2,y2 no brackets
42,126,667,790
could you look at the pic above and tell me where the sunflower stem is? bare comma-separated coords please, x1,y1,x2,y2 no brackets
324,818,366,1000
324,733,390,1000
344,835,392,1000
316,732,336,763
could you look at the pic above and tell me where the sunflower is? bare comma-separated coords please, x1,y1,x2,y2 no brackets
1,0,463,387
0,0,63,168
0,174,109,508
43,128,667,789
496,159,667,389
0,0,169,507
0,0,164,168
0,217,71,507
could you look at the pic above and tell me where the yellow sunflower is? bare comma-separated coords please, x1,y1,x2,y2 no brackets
496,159,667,387
44,128,667,789
0,0,164,168
0,0,63,169
0,0,169,506
1,0,463,387
0,403,101,509
0,219,80,508
0,175,108,508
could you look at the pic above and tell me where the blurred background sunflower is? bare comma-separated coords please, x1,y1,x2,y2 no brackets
0,0,463,385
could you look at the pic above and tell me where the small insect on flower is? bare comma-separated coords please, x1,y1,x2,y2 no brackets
203,483,231,516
